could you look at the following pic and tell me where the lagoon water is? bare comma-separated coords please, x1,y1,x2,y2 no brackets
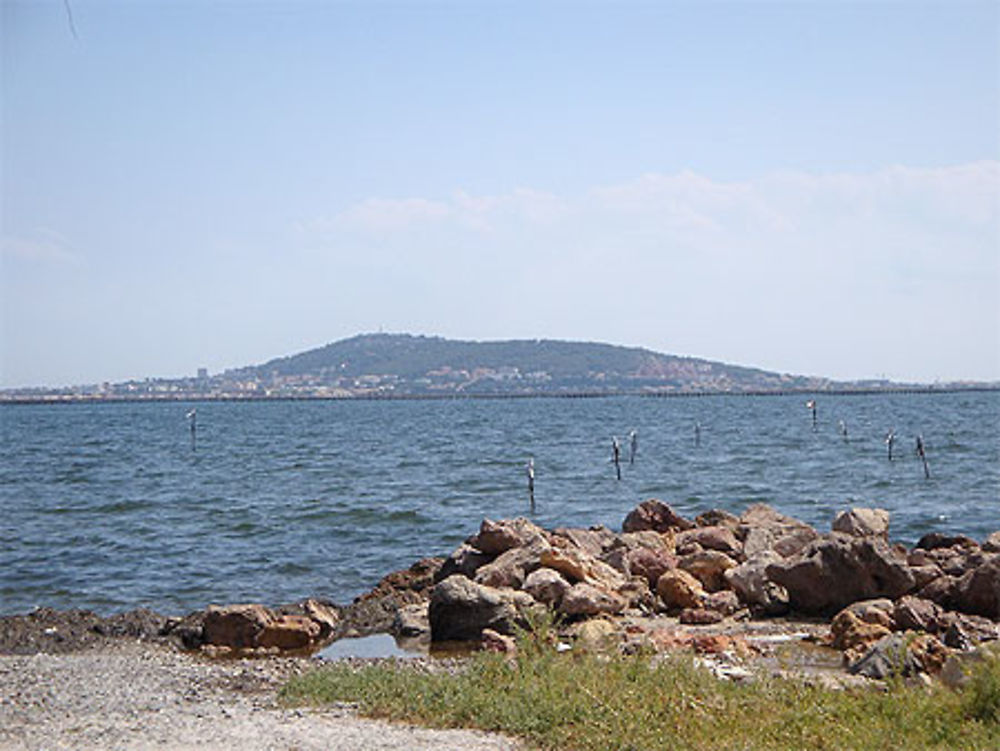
1,392,997,616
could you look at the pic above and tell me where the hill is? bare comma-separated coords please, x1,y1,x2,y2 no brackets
224,333,842,396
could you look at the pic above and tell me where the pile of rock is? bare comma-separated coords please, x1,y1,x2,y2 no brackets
408,500,998,678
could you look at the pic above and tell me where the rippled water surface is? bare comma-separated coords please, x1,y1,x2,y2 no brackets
1,392,997,615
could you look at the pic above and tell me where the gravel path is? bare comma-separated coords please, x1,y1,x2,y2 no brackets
0,642,522,751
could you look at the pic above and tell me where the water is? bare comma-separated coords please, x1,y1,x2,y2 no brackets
1,392,997,616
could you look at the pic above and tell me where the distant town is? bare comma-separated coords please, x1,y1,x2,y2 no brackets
2,334,994,403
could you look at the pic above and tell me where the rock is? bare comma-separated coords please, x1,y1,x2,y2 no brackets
572,618,620,652
830,610,892,656
847,633,921,679
623,547,677,588
738,504,819,558
558,582,627,618
392,603,430,638
471,518,547,556
481,628,517,654
539,547,626,590
257,615,321,650
622,499,694,534
695,509,741,530
724,552,789,615
522,567,571,608
302,599,339,639
983,532,1000,554
838,598,896,630
679,608,724,625
428,575,530,642
909,563,944,591
552,526,618,558
680,550,737,592
676,526,742,558
656,569,707,611
617,577,655,612
703,589,741,617
917,574,958,609
915,532,979,551
893,596,945,633
765,535,915,615
202,604,274,649
832,508,890,538
940,611,1000,646
436,544,494,582
474,538,551,589
952,555,1000,619
941,642,1000,688
909,633,950,674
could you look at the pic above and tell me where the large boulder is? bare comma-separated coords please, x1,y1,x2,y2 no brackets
257,614,321,650
623,547,678,589
765,535,915,615
551,526,618,558
893,595,946,633
436,544,493,582
622,500,694,534
428,575,532,642
539,547,626,591
832,508,890,538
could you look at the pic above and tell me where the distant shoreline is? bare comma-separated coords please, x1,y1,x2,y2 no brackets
2,384,997,406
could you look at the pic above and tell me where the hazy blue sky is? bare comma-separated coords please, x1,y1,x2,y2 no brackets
2,0,998,387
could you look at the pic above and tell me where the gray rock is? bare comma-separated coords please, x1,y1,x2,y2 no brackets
428,575,530,642
724,552,790,615
766,535,915,615
522,567,571,608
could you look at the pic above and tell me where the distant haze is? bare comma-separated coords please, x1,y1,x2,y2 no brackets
2,2,998,388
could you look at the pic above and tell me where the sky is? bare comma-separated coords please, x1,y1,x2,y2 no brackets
2,0,998,388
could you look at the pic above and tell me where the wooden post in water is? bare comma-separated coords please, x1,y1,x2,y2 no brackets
839,420,848,441
611,436,622,481
916,435,931,479
695,421,701,447
885,429,896,461
186,408,197,451
806,400,817,430
629,430,638,465
526,456,535,511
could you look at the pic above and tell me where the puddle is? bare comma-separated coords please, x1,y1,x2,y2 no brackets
758,638,845,676
317,633,427,660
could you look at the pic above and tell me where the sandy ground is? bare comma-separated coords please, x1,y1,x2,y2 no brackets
0,641,522,751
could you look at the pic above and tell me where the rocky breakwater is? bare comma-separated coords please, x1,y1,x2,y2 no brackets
368,500,999,683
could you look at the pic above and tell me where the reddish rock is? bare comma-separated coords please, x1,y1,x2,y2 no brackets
522,567,571,608
202,604,274,649
258,615,321,650
481,628,517,654
472,518,547,555
679,550,737,592
474,538,551,589
625,547,678,588
893,595,946,633
679,608,724,625
302,599,339,638
694,509,740,530
830,610,892,657
436,544,493,582
656,569,707,610
558,582,627,618
539,547,626,590
622,499,694,534
551,526,618,558
676,526,742,557
703,589,741,617
738,504,819,559
952,555,1000,619
838,598,896,630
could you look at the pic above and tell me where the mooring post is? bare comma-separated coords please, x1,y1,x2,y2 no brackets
916,435,931,479
629,430,638,465
806,399,817,430
186,408,197,451
886,429,896,461
612,436,621,481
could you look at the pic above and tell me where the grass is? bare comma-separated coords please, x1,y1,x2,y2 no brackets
280,622,1000,751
